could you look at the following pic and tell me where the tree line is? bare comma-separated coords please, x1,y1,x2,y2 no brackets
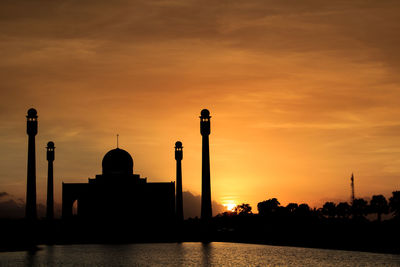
218,191,400,222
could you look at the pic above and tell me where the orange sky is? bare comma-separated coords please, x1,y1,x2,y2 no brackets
1,0,400,213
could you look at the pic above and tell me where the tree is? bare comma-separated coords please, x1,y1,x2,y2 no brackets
217,211,236,217
352,198,368,219
336,202,351,219
389,191,400,218
370,195,389,222
285,203,298,214
322,202,336,219
234,203,253,215
257,198,280,216
296,203,311,216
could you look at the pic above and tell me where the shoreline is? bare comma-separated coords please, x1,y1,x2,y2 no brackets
0,218,399,255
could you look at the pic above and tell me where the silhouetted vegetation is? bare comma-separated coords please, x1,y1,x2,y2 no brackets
370,195,389,222
336,202,351,219
322,202,336,219
209,191,400,254
257,198,280,216
389,191,400,218
1,191,399,254
352,198,368,220
234,203,253,215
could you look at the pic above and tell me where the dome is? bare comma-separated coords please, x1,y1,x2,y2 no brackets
102,148,133,175
175,141,182,148
200,109,210,117
27,108,37,118
47,141,55,148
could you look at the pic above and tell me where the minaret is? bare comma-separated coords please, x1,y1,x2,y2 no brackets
175,141,184,222
46,141,55,220
26,108,38,220
200,109,212,221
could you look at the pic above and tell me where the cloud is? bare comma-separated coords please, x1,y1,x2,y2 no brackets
0,193,24,218
0,190,221,220
183,191,226,219
0,192,60,219
0,200,24,218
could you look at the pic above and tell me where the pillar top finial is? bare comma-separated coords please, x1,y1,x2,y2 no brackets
175,141,183,148
47,141,55,148
200,109,210,118
27,108,37,118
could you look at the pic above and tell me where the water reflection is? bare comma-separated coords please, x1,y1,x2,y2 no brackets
201,243,212,266
25,249,38,266
174,243,185,267
45,245,54,265
1,242,399,267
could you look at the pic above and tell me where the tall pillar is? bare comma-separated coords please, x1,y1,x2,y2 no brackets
200,109,212,221
46,141,55,220
175,141,184,222
26,108,38,220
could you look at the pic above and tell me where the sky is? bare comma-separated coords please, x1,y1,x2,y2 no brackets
1,0,400,217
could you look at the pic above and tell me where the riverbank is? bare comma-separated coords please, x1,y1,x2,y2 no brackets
0,217,399,255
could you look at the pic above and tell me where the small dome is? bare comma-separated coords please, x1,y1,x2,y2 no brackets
175,141,183,148
102,148,133,176
47,141,55,148
27,108,37,118
200,109,210,117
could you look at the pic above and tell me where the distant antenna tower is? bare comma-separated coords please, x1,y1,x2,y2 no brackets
350,173,355,204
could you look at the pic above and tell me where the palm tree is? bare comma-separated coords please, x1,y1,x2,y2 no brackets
336,202,351,219
322,202,336,219
286,203,298,214
352,198,368,219
370,195,389,222
389,191,400,218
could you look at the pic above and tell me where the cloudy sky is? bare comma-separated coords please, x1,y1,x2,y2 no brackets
1,0,400,216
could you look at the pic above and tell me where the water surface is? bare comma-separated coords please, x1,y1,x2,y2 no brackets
0,242,399,266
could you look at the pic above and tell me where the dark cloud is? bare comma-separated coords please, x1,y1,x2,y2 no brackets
0,193,24,218
0,200,24,218
1,0,399,58
183,191,226,219
0,190,220,219
0,192,60,219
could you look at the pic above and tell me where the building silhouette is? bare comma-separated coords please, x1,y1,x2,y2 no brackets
62,147,175,223
200,109,212,220
26,108,38,220
46,141,55,220
175,141,183,222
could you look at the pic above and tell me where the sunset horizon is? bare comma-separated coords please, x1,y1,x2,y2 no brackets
0,106,398,217
0,0,399,216
1,1,400,261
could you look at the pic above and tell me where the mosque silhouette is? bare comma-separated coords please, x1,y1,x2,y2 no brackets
62,147,175,222
25,108,213,225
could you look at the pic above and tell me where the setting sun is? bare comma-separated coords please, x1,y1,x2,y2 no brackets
223,203,237,212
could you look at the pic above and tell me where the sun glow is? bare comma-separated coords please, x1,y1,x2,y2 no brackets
223,203,237,212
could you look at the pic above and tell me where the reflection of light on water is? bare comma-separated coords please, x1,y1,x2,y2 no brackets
3,243,399,265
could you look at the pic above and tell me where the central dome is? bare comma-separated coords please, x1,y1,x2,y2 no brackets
102,148,133,175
